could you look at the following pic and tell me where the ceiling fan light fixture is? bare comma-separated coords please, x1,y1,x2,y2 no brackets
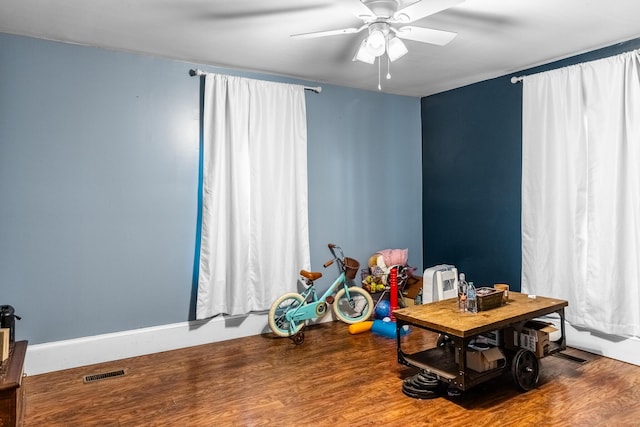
387,36,408,62
353,39,376,64
365,29,386,57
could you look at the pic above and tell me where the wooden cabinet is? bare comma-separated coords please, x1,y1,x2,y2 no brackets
0,341,27,427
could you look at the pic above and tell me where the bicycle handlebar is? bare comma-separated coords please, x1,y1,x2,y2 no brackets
326,243,345,270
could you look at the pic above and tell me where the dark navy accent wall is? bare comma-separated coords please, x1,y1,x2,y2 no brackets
422,76,522,287
421,37,640,291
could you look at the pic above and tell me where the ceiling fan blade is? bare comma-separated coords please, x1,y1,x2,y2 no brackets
291,25,366,39
393,0,465,23
348,0,376,21
395,26,457,46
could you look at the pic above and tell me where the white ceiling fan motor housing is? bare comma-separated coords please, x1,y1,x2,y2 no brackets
362,0,401,18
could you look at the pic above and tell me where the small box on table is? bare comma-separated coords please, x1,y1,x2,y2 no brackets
476,287,504,311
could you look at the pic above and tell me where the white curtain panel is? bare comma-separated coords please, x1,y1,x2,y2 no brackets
522,50,640,336
196,74,310,319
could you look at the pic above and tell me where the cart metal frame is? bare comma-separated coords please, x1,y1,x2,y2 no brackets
394,292,568,392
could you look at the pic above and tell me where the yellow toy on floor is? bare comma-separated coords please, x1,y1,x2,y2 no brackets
348,321,374,334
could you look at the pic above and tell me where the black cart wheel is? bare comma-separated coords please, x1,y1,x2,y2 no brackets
511,349,539,391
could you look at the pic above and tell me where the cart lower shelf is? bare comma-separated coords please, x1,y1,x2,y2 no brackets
399,346,506,389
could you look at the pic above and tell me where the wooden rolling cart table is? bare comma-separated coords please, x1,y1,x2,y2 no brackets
394,292,567,392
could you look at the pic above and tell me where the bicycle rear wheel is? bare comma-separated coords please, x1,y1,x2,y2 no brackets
333,286,374,324
268,293,306,337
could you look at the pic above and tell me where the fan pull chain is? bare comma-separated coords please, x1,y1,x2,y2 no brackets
385,35,391,80
378,57,382,91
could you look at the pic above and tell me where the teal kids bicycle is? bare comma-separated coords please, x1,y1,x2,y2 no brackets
268,243,374,344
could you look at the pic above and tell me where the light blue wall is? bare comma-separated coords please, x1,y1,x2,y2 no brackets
0,33,422,344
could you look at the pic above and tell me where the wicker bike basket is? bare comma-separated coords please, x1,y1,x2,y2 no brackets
343,257,360,280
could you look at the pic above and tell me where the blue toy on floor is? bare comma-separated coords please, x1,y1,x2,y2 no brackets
371,319,410,338
375,299,391,319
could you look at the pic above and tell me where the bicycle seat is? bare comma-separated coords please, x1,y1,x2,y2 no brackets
300,270,322,281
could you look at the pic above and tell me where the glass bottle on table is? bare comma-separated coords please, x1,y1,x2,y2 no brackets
458,273,468,312
467,281,477,313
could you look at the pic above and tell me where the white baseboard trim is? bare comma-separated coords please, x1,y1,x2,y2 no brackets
565,321,640,366
536,316,640,366
25,313,332,376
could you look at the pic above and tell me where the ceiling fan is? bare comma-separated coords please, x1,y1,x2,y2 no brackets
291,0,464,88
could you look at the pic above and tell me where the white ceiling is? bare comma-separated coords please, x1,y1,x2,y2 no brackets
1,0,639,97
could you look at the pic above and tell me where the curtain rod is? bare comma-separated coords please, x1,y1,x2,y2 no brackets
511,48,640,84
189,68,322,93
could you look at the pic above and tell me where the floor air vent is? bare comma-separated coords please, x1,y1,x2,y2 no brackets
83,369,126,383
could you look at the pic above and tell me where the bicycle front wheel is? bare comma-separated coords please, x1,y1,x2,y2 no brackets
268,293,306,337
333,286,374,324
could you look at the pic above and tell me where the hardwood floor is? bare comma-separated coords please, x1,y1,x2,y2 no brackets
23,321,640,426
